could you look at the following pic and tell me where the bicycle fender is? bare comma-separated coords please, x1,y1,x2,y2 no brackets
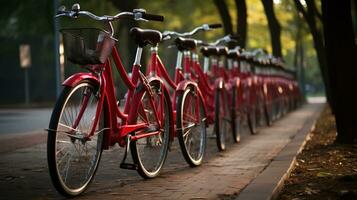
226,77,240,91
214,77,224,90
62,72,99,87
176,81,208,127
230,77,241,88
176,80,197,91
137,76,175,143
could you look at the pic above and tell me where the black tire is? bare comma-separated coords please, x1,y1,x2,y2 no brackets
264,102,273,126
214,89,230,151
248,106,257,135
47,80,104,197
130,80,171,178
231,87,241,143
255,93,265,127
177,87,207,167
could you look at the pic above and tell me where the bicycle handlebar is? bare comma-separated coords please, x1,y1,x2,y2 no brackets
208,34,241,46
162,23,222,39
208,24,222,29
56,4,164,22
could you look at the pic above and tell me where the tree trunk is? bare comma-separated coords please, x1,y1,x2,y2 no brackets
261,0,282,58
322,0,357,144
213,0,233,35
234,0,247,48
293,0,333,109
294,15,306,99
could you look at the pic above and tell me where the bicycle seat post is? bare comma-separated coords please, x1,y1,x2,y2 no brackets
149,46,158,77
134,46,143,67
182,51,190,79
203,56,210,73
175,51,183,70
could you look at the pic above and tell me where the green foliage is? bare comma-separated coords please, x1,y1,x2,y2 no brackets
0,0,325,104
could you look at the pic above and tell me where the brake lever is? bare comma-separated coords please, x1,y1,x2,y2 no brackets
202,24,210,31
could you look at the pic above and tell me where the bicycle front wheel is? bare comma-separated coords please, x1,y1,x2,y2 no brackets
47,81,104,197
130,80,171,178
177,87,207,167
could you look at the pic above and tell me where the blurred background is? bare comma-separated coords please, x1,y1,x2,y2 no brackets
0,0,336,107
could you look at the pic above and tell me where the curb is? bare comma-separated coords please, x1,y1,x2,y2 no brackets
236,104,324,200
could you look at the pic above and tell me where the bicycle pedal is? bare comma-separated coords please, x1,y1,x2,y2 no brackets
120,163,138,170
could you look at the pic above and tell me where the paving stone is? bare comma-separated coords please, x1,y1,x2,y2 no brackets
0,103,323,199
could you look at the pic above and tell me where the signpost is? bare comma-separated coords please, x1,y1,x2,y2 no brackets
19,44,31,105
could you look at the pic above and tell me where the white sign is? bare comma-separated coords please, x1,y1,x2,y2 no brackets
19,44,31,68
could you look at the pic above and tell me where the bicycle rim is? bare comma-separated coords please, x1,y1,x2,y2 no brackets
131,81,170,178
214,89,229,151
232,88,241,143
177,88,207,166
47,81,104,196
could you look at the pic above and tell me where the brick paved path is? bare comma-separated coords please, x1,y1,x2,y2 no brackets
0,103,322,199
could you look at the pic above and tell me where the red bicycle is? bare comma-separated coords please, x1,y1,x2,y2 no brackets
135,24,220,166
47,4,171,196
192,42,231,151
153,25,229,151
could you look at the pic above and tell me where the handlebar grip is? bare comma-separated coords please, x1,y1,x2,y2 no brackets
229,34,239,40
142,13,164,22
56,5,67,15
208,23,222,29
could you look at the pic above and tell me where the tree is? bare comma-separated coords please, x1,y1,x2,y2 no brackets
213,0,233,35
322,0,357,143
293,13,306,99
213,0,248,47
261,0,282,58
293,0,332,107
234,0,247,48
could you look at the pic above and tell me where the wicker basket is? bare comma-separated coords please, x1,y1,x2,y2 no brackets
61,28,116,65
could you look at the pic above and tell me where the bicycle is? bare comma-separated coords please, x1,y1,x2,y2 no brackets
47,4,172,196
132,24,220,166
190,40,231,151
156,29,229,151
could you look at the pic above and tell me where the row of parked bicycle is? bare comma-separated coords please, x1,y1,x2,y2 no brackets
47,4,302,196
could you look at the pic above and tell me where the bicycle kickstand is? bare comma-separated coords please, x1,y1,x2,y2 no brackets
120,135,138,170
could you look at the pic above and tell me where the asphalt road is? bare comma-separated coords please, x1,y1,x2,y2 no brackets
0,108,52,135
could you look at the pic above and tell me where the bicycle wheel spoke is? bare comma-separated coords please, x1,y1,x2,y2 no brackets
183,127,192,138
48,82,104,196
58,123,77,132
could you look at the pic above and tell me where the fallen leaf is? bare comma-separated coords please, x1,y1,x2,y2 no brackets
316,172,332,177
305,187,320,195
307,168,321,171
5,176,15,181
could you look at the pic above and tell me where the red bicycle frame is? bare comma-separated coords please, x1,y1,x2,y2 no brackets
62,46,172,149
146,47,206,136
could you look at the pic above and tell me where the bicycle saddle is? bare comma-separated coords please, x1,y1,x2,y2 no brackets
227,49,240,59
130,27,162,47
216,46,228,56
174,37,197,51
200,46,218,57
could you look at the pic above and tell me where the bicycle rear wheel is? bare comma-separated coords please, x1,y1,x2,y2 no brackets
248,107,257,135
214,89,230,151
177,87,207,167
47,80,104,197
130,80,171,178
231,87,241,143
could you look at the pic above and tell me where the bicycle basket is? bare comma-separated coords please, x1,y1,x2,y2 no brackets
60,28,116,65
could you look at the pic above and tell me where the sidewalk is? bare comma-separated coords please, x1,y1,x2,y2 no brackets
0,102,324,199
